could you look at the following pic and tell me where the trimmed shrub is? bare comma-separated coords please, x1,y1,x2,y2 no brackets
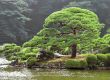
0,43,21,60
97,54,107,62
86,54,97,67
65,59,80,68
96,54,107,67
80,59,88,68
65,59,88,69
106,54,110,66
19,52,37,60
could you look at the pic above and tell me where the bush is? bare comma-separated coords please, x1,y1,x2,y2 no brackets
0,47,4,55
50,45,62,53
9,56,18,60
80,59,88,68
32,48,40,53
20,47,32,53
18,52,37,60
97,54,107,62
20,55,27,60
96,54,107,67
86,54,97,67
106,54,110,66
65,59,88,69
102,47,110,53
27,57,37,67
0,43,21,60
25,53,36,58
23,41,37,47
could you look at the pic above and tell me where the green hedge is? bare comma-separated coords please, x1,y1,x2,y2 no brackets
86,54,97,67
65,59,88,69
96,54,107,67
106,54,110,66
83,53,110,67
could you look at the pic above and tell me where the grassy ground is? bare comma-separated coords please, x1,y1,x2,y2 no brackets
46,55,86,63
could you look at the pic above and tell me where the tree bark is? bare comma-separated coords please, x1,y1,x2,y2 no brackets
71,44,77,58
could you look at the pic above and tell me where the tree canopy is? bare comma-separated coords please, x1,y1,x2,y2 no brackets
44,7,103,57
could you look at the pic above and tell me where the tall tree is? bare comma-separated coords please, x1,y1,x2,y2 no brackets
44,7,103,58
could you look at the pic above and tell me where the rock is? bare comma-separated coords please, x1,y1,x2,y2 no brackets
54,53,65,58
10,59,18,66
37,50,54,61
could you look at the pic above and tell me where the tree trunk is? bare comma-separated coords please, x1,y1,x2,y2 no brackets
71,44,77,58
71,28,77,58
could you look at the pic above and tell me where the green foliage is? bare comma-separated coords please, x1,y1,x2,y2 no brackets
17,47,40,60
80,59,88,67
25,53,36,59
62,47,71,55
106,28,110,34
88,34,110,54
9,56,18,61
44,7,103,54
65,59,88,68
23,8,103,55
44,7,102,37
106,54,110,66
102,47,110,53
20,47,40,54
86,54,97,66
97,54,107,62
27,57,37,66
20,47,32,53
99,34,110,53
96,54,107,66
32,48,40,53
0,43,21,60
49,45,62,53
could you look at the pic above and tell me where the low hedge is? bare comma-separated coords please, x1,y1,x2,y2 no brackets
106,54,110,66
86,54,97,67
82,53,110,67
96,54,107,67
65,59,88,69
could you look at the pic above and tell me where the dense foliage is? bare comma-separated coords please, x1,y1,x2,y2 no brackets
44,7,103,57
0,43,21,60
0,0,31,44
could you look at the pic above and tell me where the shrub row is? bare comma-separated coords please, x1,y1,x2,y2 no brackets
65,54,110,69
65,59,88,69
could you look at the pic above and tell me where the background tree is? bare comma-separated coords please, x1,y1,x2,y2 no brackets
44,7,103,57
101,34,110,53
0,0,31,44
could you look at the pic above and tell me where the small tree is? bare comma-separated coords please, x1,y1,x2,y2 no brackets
44,7,103,57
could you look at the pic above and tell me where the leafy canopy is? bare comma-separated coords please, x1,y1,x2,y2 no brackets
44,7,103,46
